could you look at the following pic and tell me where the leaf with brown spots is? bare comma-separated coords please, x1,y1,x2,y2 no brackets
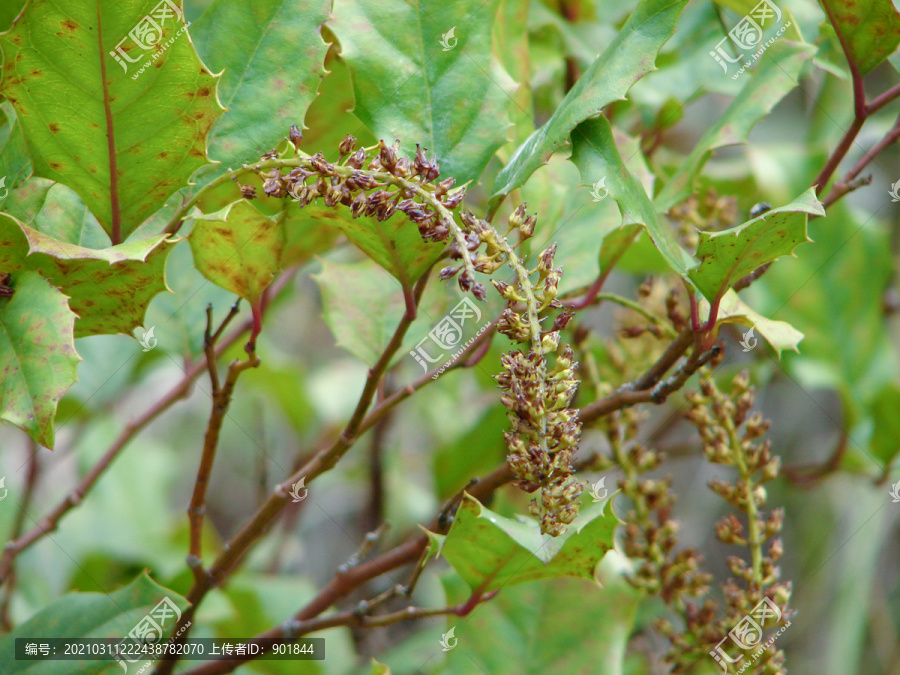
425,494,619,591
191,172,437,284
687,189,822,303
0,213,175,336
190,0,330,170
188,200,285,303
821,0,900,76
0,270,80,449
0,0,224,243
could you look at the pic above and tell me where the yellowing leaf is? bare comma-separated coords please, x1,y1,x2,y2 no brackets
0,270,80,448
188,201,284,303
0,214,175,337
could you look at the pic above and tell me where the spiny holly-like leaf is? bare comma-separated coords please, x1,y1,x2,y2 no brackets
188,200,284,304
440,553,642,675
820,0,900,77
701,290,803,356
0,0,223,243
688,188,822,302
330,0,516,185
0,572,188,674
570,115,695,279
654,41,815,211
191,0,330,170
0,270,79,449
0,214,175,337
488,0,689,211
425,494,619,591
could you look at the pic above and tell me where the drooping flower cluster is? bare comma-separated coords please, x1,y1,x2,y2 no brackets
252,127,585,536
656,371,792,674
250,126,487,300
489,207,583,536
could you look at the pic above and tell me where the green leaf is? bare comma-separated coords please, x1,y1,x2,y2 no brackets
440,552,642,675
191,0,330,169
820,0,900,76
869,384,900,467
710,0,757,14
688,188,821,302
329,207,444,285
33,184,110,248
0,1,24,32
488,0,689,211
654,40,815,212
330,0,516,184
432,406,507,499
0,270,80,449
0,177,54,225
188,200,284,303
0,100,31,191
756,204,895,430
570,115,695,278
0,214,175,337
369,660,392,675
493,0,535,148
312,258,406,366
426,493,619,591
0,0,223,242
0,572,188,674
701,290,803,357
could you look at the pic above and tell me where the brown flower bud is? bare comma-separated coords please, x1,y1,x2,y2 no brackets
338,134,357,157
289,123,303,149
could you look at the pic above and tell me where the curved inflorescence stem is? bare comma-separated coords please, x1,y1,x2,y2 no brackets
226,127,584,536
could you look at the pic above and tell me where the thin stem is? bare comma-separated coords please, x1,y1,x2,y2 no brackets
723,409,762,581
822,110,900,208
163,160,299,236
867,82,900,116
0,443,40,631
187,347,260,585
0,271,296,585
579,341,719,425
593,293,678,338
813,0,867,196
156,274,430,673
172,452,594,675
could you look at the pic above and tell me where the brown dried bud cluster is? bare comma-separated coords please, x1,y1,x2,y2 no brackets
260,128,589,536
494,206,582,537
257,129,482,297
607,408,712,607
